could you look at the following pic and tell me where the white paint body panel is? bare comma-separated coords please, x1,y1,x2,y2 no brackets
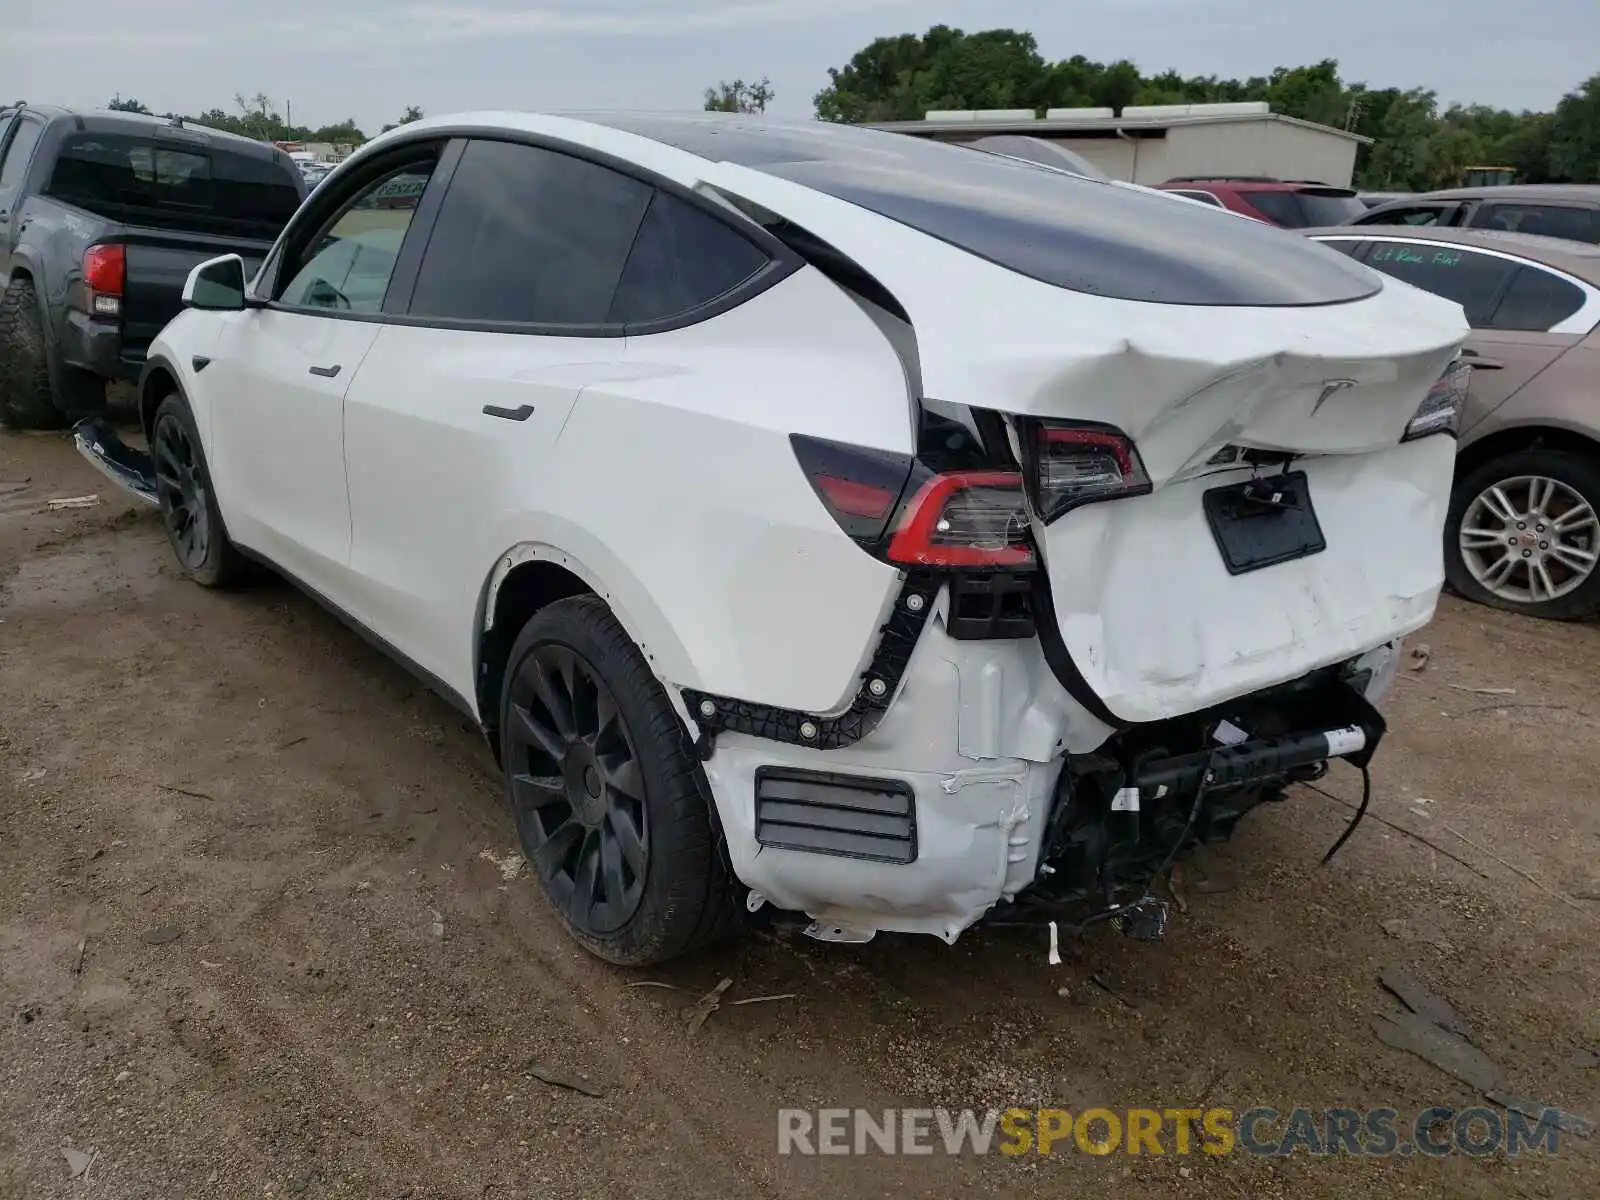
136,110,1469,944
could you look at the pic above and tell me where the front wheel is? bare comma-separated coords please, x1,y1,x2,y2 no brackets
1445,448,1600,620
499,596,741,965
151,392,246,588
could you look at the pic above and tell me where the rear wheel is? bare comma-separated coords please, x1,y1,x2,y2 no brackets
1446,448,1600,620
500,596,740,965
151,392,245,588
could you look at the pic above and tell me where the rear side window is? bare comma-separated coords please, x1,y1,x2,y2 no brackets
0,118,44,190
1476,204,1598,243
44,132,302,236
1363,242,1517,326
1489,267,1587,331
408,139,652,327
1241,189,1366,227
608,192,771,326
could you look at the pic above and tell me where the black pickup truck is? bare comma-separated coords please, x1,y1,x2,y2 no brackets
0,105,305,428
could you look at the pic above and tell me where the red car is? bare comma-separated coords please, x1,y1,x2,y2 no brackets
1158,177,1367,228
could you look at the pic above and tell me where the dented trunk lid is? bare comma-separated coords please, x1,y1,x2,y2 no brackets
690,154,1469,722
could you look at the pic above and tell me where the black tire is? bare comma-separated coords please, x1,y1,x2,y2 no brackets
500,596,741,965
1445,447,1600,621
0,278,65,430
151,392,246,588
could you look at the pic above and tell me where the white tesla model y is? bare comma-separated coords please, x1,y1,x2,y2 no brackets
77,112,1470,964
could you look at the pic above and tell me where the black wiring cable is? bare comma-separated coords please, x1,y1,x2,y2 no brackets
1318,761,1373,866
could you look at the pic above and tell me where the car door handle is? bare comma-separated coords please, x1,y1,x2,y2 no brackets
308,364,341,378
1461,350,1504,370
482,404,534,422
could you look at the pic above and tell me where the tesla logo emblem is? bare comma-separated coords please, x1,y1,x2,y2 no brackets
1311,378,1358,416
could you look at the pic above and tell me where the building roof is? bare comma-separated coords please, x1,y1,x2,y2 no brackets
868,110,1373,145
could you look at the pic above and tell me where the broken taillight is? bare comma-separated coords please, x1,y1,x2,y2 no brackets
885,471,1034,568
790,433,1036,569
1402,357,1469,443
1020,419,1152,524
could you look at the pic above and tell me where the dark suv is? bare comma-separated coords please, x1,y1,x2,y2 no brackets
1346,184,1600,245
1157,177,1367,227
0,104,305,428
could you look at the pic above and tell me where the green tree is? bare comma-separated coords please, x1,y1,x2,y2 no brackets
1547,74,1600,182
380,106,425,134
107,94,151,114
704,77,775,114
308,119,366,144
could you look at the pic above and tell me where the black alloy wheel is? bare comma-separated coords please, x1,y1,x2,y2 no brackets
505,643,649,935
152,409,212,571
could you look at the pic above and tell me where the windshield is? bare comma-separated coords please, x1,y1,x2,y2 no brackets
46,132,303,238
1242,188,1367,228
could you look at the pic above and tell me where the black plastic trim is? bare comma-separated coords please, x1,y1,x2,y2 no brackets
754,767,916,864
483,404,534,422
681,572,938,751
1028,568,1129,730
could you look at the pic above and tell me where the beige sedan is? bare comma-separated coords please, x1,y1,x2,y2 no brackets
1304,225,1600,620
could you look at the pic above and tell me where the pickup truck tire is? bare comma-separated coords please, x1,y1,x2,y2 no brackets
151,392,246,588
0,279,65,430
1445,447,1600,621
500,596,742,965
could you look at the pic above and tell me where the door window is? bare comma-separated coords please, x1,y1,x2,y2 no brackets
1475,204,1598,243
278,163,434,314
407,139,653,327
1362,242,1517,326
1355,204,1453,227
1487,266,1588,331
0,118,44,191
1313,238,1368,259
608,191,771,325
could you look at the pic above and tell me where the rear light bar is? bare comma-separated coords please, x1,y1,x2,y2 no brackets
790,434,1035,571
1019,419,1152,524
1402,357,1469,443
83,244,125,319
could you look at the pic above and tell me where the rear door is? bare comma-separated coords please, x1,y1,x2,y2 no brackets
340,137,659,696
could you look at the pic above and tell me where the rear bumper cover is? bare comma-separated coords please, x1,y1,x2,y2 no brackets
700,586,1403,942
60,311,141,382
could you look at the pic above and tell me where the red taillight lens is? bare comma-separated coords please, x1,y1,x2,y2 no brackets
83,244,125,318
886,471,1035,568
1023,420,1151,523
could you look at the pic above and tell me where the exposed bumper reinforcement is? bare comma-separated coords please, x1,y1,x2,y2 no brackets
72,417,160,508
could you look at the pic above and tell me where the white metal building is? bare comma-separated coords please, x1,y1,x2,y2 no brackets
869,102,1371,188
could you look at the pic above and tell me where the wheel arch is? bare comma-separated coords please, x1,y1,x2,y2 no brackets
474,540,699,763
1455,422,1600,481
138,353,184,439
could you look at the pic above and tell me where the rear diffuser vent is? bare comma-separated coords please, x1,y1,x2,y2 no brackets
754,768,916,864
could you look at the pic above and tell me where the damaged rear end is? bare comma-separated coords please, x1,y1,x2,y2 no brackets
675,125,1471,941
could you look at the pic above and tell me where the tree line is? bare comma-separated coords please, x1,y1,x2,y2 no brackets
805,27,1599,190
106,93,423,145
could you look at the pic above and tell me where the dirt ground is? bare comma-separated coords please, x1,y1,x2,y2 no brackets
2,420,1598,1200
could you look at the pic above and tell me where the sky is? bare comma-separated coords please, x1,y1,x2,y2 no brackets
3,0,1594,135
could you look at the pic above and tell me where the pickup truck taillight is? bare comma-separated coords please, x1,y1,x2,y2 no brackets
83,245,125,319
